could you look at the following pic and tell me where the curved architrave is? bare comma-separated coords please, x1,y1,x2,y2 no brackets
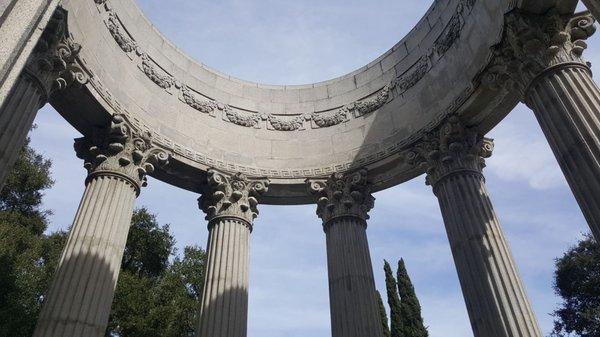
50,0,567,204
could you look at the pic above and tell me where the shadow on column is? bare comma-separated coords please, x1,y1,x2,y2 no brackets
196,286,250,337
34,251,118,337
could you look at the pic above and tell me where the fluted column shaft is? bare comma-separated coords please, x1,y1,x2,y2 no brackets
0,73,44,186
309,170,383,337
33,174,137,337
0,8,87,189
196,170,269,337
33,115,170,337
486,12,600,240
434,172,542,337
325,216,382,337
197,218,251,337
409,117,541,337
526,65,600,240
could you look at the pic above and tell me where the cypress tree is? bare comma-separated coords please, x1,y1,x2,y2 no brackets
384,260,403,337
397,258,428,337
376,290,391,337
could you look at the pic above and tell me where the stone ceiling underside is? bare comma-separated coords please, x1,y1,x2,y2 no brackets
52,0,570,204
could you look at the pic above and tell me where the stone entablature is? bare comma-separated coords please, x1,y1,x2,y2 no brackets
50,0,581,203
90,0,476,132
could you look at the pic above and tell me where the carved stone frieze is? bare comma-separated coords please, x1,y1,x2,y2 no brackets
25,8,88,100
182,87,219,115
226,109,259,128
74,114,170,193
406,116,493,187
140,54,174,89
435,13,462,56
393,56,430,93
268,115,303,131
312,109,347,128
199,170,269,227
483,11,596,98
308,170,375,227
106,12,137,53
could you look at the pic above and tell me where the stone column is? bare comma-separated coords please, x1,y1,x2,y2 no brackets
308,170,383,337
196,170,269,337
33,115,169,337
409,117,541,337
485,12,600,240
0,8,87,189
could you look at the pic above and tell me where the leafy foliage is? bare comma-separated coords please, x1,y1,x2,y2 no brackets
0,138,66,337
0,138,206,337
107,209,206,337
552,235,600,337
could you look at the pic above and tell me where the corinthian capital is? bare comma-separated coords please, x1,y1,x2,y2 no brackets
199,170,269,228
483,11,596,97
307,169,375,227
24,8,88,100
407,116,493,187
74,115,170,194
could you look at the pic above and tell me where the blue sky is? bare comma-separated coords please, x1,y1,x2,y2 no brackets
30,1,595,336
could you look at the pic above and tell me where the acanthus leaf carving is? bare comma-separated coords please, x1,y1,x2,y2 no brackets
482,11,596,98
74,114,170,194
26,8,89,98
406,116,493,187
199,170,269,227
307,169,375,227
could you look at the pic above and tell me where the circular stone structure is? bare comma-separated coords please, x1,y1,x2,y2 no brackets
3,0,600,337
50,0,520,203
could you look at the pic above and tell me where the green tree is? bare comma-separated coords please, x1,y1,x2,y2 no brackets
384,260,403,337
397,259,428,337
376,290,391,337
0,138,67,337
107,209,206,337
551,234,600,337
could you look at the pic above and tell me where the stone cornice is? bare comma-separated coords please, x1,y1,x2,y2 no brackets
24,8,89,102
74,114,171,195
199,170,270,229
406,116,493,187
307,170,375,228
482,10,596,100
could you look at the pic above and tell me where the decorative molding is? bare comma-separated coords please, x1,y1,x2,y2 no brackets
199,170,269,227
92,0,477,131
482,11,596,99
74,114,171,194
406,116,493,187
307,169,375,227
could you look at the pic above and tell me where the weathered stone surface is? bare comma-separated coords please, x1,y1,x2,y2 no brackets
309,171,382,337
